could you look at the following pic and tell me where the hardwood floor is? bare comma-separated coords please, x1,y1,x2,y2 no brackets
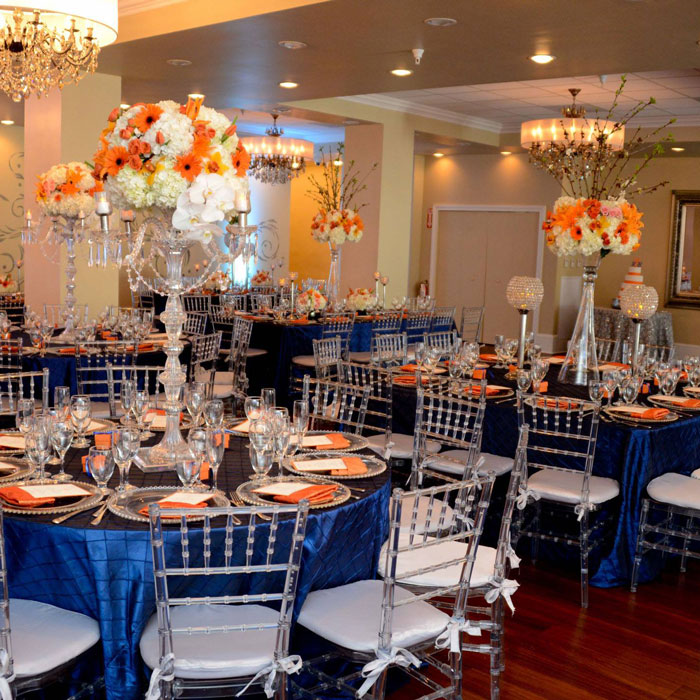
390,560,700,699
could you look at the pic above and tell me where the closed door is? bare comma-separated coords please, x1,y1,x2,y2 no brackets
434,210,540,342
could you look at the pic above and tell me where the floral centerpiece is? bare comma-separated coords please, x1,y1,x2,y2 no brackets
526,76,673,384
0,274,17,294
296,288,327,319
307,144,376,307
345,287,376,313
251,269,273,286
35,162,101,218
93,97,250,240
204,269,229,292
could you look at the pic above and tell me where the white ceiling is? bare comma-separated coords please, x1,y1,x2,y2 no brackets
350,70,700,134
225,108,345,144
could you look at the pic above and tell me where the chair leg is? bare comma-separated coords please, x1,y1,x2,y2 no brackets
276,671,288,700
450,649,463,699
373,669,389,700
630,499,651,593
580,510,590,609
490,596,504,699
680,514,692,574
531,501,541,564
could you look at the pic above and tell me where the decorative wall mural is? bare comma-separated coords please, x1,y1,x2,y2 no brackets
0,147,23,289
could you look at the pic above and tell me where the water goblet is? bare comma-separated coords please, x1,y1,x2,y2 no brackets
54,386,71,420
176,456,200,489
25,417,51,480
50,418,74,481
249,443,273,481
187,428,207,487
15,398,34,436
261,388,276,416
620,374,643,405
271,408,291,476
413,343,426,368
120,380,136,425
112,427,140,493
249,417,273,455
659,371,679,396
244,396,263,422
602,370,617,406
70,395,91,448
86,446,114,496
133,389,153,439
203,399,224,429
293,399,309,434
205,428,225,491
588,380,606,404
516,369,532,394
185,382,206,426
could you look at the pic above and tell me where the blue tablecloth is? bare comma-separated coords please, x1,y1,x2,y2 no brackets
3,438,390,699
391,369,700,588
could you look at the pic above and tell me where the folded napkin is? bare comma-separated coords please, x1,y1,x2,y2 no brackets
101,332,117,340
94,432,113,449
231,419,251,433
657,397,700,408
0,345,19,354
58,347,87,355
0,435,25,450
316,433,351,450
273,484,337,504
331,457,367,476
537,381,549,393
200,461,210,481
393,375,429,386
82,454,107,474
473,369,486,380
612,406,670,420
537,398,581,410
466,385,501,396
0,486,55,507
125,343,155,352
138,499,209,518
241,314,269,322
399,363,423,373
326,316,350,323
287,316,309,325
479,353,498,362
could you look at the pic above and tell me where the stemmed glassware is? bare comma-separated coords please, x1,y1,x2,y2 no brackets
659,370,680,396
516,369,532,394
504,338,519,376
493,335,506,368
133,389,153,439
86,446,115,496
244,396,263,423
54,386,71,420
120,380,136,426
249,443,273,481
588,380,606,404
70,395,91,448
261,388,276,416
15,398,34,437
530,359,549,394
205,428,225,491
176,456,200,489
271,408,291,477
49,417,74,481
203,399,224,429
187,428,207,488
185,381,206,427
620,374,643,405
602,369,618,406
25,417,52,480
112,427,140,493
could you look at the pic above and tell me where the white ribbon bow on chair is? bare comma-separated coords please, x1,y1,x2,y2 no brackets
484,577,520,614
506,532,521,569
0,649,15,700
358,647,421,698
145,653,175,700
383,440,395,461
515,487,540,510
236,654,302,698
435,618,482,653
574,503,590,522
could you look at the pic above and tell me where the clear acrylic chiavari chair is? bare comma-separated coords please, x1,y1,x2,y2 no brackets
0,369,49,415
209,304,235,356
512,391,617,608
430,306,456,333
423,331,458,360
595,337,620,363
0,508,102,696
460,306,484,343
110,364,164,414
183,311,207,337
320,312,356,361
189,332,223,399
0,338,23,372
405,311,432,352
43,303,89,328
312,336,343,381
371,332,408,367
140,501,310,700
348,311,403,363
251,294,275,312
221,293,247,312
182,294,211,314
302,376,370,435
214,316,254,408
294,475,494,700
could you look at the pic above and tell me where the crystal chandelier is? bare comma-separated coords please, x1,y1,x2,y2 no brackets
0,2,118,102
242,113,313,185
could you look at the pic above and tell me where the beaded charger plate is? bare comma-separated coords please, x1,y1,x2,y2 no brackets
0,431,28,457
604,406,678,425
285,451,386,480
0,457,33,484
236,475,350,511
295,431,368,453
0,479,102,515
107,486,230,524
647,395,700,412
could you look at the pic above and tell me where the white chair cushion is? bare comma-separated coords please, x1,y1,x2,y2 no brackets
247,347,267,358
10,598,100,678
691,468,700,480
89,403,114,419
647,472,700,510
399,495,455,533
348,351,371,363
214,371,233,385
291,355,315,367
378,536,497,589
426,450,513,478
212,385,234,399
528,469,620,505
366,432,440,460
140,604,278,680
297,579,449,653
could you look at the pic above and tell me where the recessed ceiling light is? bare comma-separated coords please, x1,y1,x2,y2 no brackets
529,54,555,64
166,58,192,67
391,69,413,77
119,103,130,110
343,119,360,125
424,17,457,27
500,151,512,155
671,146,685,152
188,93,205,100
279,81,298,89
275,106,291,113
278,40,308,50
0,119,14,125
433,152,445,158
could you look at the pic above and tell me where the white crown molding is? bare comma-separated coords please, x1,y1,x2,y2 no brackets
119,0,186,16
340,94,503,134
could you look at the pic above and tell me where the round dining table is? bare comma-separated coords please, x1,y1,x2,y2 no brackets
2,433,391,699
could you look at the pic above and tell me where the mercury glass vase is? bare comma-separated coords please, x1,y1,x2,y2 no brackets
327,242,341,308
558,253,601,385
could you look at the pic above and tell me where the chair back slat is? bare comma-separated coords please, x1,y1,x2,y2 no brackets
0,369,49,414
371,332,407,366
460,306,484,343
302,376,370,435
182,294,211,314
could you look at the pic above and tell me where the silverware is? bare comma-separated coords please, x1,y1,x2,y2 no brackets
91,500,111,526
224,493,242,525
52,497,105,524
231,492,271,521
347,486,367,493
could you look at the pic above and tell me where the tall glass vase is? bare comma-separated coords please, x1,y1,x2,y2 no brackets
558,253,601,386
327,242,341,309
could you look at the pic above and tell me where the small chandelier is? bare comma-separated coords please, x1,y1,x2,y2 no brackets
242,113,313,185
521,88,625,151
0,2,118,102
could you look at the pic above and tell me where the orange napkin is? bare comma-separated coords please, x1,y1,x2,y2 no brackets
287,316,309,325
241,315,269,322
101,332,117,340
0,486,54,507
149,409,184,421
330,456,367,476
125,343,155,352
94,433,113,449
326,316,350,323
641,383,650,394
465,385,501,397
82,454,107,474
626,407,670,420
58,347,87,355
508,364,518,374
479,353,498,362
473,369,486,380
0,346,19,354
273,484,337,504
393,375,429,386
139,499,209,518
538,398,581,410
316,433,351,450
538,381,549,393
661,397,700,408
399,364,423,373
200,461,211,480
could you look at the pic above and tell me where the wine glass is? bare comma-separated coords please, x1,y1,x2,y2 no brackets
588,380,606,404
531,359,549,391
70,395,91,448
413,343,426,368
659,371,679,396
249,443,273,481
86,446,115,496
293,399,309,434
493,335,505,367
249,417,273,456
54,386,71,420
50,418,74,481
112,427,140,493
176,456,200,489
203,399,224,429
120,380,136,425
261,388,276,416
15,398,34,436
244,396,263,422
516,369,532,394
271,408,290,477
205,428,225,491
602,370,617,406
133,389,153,439
187,428,207,487
25,417,51,480
620,374,643,405
185,382,206,426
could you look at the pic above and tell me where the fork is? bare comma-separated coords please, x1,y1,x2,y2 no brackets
230,491,271,521
52,496,106,524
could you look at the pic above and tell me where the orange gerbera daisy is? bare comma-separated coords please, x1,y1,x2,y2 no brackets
231,143,250,177
131,104,163,133
102,146,130,177
174,152,203,182
35,179,46,201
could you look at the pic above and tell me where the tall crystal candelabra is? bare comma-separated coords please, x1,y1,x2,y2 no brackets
125,215,224,467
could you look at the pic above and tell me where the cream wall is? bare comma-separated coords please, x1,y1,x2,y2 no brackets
0,126,24,292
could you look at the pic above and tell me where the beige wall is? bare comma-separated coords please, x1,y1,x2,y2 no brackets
0,126,24,292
